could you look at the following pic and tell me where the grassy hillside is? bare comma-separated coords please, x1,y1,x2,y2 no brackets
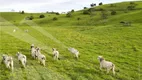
0,1,142,80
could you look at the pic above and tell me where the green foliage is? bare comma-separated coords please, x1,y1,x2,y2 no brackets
84,7,87,9
127,5,135,10
29,16,34,20
99,2,103,5
111,10,117,15
53,17,58,21
83,10,90,15
71,9,75,13
66,12,72,17
90,3,96,7
39,14,45,18
21,11,24,14
100,10,108,19
56,12,60,15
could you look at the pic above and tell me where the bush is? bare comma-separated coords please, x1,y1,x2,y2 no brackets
84,7,87,9
99,2,103,5
39,14,45,18
53,17,58,21
110,4,116,7
83,10,90,15
130,2,135,5
21,11,24,14
90,3,96,7
111,10,116,15
66,12,72,17
77,17,81,20
71,9,74,13
29,16,34,20
56,12,60,15
127,5,135,10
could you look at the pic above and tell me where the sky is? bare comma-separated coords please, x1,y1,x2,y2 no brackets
0,0,138,13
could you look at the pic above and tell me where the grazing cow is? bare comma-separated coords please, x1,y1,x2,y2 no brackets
2,54,14,71
68,47,79,59
36,47,46,66
16,52,27,68
98,56,115,75
52,48,60,60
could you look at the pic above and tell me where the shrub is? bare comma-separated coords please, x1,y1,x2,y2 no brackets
29,16,34,20
130,2,135,5
101,11,108,19
99,2,103,5
39,14,45,18
71,9,75,13
83,10,90,15
66,12,72,17
77,17,81,21
111,10,116,15
110,4,116,7
127,5,135,10
53,17,58,21
90,3,96,7
84,7,87,9
21,11,24,14
56,12,60,15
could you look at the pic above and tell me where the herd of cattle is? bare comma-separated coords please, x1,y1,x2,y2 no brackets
1,44,115,75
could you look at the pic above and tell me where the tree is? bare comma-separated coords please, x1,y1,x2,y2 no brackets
99,2,103,5
84,7,87,9
71,9,75,13
90,3,96,7
39,14,45,18
56,12,60,15
21,11,24,14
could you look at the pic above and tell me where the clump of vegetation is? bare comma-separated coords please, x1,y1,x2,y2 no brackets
66,12,72,17
84,7,87,9
127,2,137,10
20,11,25,14
90,3,96,7
99,2,103,5
56,12,60,15
71,9,75,13
110,4,116,7
83,10,90,15
53,17,58,21
39,14,45,18
29,16,34,20
111,10,117,15
100,10,108,19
